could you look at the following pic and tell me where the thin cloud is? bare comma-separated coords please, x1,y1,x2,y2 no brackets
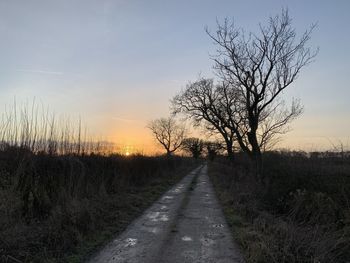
15,69,64,75
112,116,139,123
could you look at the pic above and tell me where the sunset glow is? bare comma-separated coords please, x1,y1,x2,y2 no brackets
1,2,349,261
0,1,349,152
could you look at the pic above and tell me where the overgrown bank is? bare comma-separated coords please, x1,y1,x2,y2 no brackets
208,152,350,263
0,147,197,262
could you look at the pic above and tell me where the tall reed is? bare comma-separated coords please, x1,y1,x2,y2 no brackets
0,100,114,155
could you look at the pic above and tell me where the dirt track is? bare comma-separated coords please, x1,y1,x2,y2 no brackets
88,165,243,263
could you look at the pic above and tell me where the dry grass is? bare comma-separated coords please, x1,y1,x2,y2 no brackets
0,100,114,155
0,150,196,262
0,103,198,262
208,152,350,263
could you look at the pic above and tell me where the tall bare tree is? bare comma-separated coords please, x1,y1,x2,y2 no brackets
207,10,317,180
147,117,186,156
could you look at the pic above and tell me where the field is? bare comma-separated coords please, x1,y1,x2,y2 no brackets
209,152,350,263
0,146,196,262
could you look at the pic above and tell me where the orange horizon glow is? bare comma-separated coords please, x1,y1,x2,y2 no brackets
109,127,350,155
0,1,349,157
106,115,350,154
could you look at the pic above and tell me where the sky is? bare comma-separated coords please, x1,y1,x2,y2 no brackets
0,0,349,153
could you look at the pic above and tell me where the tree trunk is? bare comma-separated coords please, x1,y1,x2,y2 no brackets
226,141,235,162
247,129,263,184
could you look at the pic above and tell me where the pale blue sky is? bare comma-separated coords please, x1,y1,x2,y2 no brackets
0,0,349,151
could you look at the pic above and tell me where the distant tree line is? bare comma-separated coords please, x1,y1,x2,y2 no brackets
147,117,223,160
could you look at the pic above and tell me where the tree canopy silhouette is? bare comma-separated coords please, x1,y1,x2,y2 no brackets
181,137,204,159
206,10,317,181
147,117,186,156
174,10,317,183
172,78,241,160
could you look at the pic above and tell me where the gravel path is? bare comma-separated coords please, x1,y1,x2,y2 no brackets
87,165,243,263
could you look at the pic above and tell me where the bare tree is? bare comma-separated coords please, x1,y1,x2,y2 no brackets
207,10,317,180
181,137,204,158
147,117,186,156
204,140,225,161
172,78,243,160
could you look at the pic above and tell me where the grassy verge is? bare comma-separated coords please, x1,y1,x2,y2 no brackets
0,148,198,262
208,153,350,263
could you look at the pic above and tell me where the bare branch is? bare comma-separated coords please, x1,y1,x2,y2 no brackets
147,116,186,156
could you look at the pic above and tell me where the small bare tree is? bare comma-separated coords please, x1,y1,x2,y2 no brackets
204,140,225,161
147,117,186,156
181,137,204,159
207,9,317,180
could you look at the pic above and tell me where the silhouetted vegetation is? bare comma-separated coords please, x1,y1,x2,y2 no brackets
147,116,186,156
0,7,345,263
181,137,204,158
172,78,238,161
209,151,350,263
174,10,318,182
204,140,225,161
0,100,114,156
0,147,196,262
0,104,197,262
